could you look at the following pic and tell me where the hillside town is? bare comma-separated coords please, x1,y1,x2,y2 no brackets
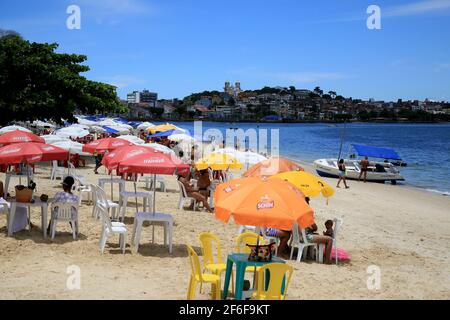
123,82,450,122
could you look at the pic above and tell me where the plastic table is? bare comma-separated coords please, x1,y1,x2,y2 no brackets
222,253,285,300
7,197,49,238
4,172,34,198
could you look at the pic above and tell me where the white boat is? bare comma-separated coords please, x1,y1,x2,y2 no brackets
314,144,405,184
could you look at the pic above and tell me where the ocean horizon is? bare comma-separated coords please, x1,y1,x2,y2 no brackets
164,121,450,195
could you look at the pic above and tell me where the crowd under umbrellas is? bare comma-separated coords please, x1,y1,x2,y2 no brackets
0,118,344,300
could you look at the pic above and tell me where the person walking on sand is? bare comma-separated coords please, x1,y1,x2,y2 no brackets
336,159,349,189
358,156,370,182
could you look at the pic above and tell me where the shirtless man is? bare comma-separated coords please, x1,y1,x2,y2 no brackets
358,156,370,182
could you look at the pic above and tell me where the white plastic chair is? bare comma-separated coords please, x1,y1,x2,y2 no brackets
142,175,167,192
318,217,344,265
50,202,79,240
51,160,65,181
177,181,197,211
93,186,120,220
66,162,87,186
290,223,318,262
76,183,94,206
98,200,127,254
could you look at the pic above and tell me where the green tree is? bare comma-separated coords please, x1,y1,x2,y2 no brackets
0,35,124,125
150,107,164,118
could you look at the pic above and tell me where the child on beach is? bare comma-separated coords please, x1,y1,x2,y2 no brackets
323,220,334,238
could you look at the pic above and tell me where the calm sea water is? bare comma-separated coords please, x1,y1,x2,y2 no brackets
163,122,450,195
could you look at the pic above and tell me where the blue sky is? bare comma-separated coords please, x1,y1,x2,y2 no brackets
1,0,450,101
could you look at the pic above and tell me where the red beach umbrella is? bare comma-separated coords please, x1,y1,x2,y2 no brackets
118,151,189,213
102,145,155,171
118,152,189,176
0,130,45,146
82,137,131,154
0,142,69,164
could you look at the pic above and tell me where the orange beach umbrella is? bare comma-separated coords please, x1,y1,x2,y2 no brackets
243,157,303,177
214,177,314,230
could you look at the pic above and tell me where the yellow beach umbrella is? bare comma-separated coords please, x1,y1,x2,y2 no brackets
195,152,243,170
270,171,335,199
147,123,180,134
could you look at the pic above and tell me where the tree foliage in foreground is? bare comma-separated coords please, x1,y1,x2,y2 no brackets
0,35,125,125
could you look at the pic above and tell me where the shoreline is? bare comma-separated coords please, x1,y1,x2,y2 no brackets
131,119,450,125
294,159,450,197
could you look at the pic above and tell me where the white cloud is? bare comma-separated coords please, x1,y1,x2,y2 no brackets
76,0,154,15
73,0,156,24
434,63,450,71
95,75,146,88
228,68,347,84
303,0,450,24
274,72,346,83
385,0,450,17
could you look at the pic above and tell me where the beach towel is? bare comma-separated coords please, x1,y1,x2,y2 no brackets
330,248,350,261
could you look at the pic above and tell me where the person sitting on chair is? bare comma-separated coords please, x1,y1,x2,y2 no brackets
196,169,211,201
47,176,79,233
178,173,212,213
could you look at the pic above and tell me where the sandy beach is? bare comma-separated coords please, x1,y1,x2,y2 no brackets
0,160,449,300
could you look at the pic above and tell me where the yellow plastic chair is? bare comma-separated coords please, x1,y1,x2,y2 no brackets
198,232,234,294
186,244,221,300
235,231,266,254
235,232,266,274
252,263,293,300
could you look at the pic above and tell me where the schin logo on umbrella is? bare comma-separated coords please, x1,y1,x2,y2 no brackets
256,195,274,210
42,146,55,151
224,186,233,193
143,158,164,164
112,141,125,147
29,155,41,161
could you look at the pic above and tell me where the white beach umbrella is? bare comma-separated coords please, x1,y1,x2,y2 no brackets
50,140,90,156
89,125,106,133
103,125,130,135
0,125,32,134
41,134,70,144
98,119,133,130
168,133,195,143
137,121,155,130
118,135,145,145
32,120,55,128
214,148,268,166
75,116,97,126
55,126,90,138
142,143,175,155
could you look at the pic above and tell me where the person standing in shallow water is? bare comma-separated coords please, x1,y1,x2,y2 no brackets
336,159,349,189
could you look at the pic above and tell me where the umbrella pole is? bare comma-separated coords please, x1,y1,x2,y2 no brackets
152,173,156,244
253,226,261,290
134,178,139,212
110,172,114,201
